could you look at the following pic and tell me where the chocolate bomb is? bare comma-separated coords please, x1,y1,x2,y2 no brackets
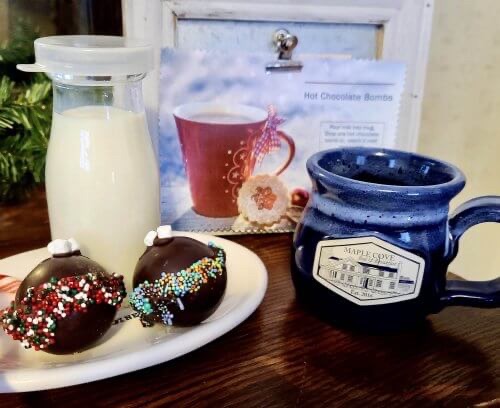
131,236,227,327
2,246,125,354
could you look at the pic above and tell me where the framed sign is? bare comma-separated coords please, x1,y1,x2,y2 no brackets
122,0,433,234
123,0,433,151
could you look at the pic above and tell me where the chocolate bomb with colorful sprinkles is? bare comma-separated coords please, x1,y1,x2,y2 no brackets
131,226,227,327
1,239,126,354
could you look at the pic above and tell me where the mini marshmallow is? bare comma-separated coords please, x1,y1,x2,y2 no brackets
157,225,173,239
144,230,157,247
68,238,80,252
47,239,72,256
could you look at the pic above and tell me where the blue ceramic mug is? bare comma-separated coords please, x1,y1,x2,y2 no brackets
292,147,500,330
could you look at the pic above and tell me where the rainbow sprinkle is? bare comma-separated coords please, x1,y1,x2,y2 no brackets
130,242,226,327
1,273,126,350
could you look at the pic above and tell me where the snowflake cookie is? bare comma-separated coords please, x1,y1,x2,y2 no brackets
237,174,289,225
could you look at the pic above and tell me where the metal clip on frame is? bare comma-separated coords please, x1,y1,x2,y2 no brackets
266,29,303,73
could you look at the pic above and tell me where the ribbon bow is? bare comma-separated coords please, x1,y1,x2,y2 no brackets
253,105,285,165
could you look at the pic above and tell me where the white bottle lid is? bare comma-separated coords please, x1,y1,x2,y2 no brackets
17,35,153,76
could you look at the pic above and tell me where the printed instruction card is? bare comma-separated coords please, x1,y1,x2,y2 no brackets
159,50,406,234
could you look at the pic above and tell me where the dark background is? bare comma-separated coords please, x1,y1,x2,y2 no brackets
1,0,122,41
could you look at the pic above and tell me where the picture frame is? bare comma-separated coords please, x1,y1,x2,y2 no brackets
122,0,434,152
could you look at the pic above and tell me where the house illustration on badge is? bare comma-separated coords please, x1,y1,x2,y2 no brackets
318,255,415,294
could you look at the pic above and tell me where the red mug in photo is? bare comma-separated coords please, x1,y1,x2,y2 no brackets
173,103,295,217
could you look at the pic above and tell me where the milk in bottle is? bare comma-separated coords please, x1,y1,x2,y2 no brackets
18,36,160,288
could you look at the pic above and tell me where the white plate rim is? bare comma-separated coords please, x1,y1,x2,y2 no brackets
0,232,268,393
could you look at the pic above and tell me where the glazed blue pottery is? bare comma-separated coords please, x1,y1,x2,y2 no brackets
292,147,500,330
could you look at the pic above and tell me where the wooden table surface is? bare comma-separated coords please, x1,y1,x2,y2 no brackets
0,190,498,407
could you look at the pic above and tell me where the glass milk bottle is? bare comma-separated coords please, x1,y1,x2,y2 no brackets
18,36,160,288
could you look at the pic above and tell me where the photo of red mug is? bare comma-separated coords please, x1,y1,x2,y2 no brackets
173,103,296,218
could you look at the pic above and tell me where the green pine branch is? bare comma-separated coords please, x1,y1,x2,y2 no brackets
0,23,52,203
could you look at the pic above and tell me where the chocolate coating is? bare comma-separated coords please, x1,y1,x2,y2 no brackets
15,254,118,354
133,237,227,326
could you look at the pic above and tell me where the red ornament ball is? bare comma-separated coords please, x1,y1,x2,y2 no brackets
291,188,310,208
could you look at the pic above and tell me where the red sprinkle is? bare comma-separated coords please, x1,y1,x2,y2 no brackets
1,273,126,350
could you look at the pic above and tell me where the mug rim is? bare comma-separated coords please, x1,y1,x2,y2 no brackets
307,147,466,196
173,102,268,125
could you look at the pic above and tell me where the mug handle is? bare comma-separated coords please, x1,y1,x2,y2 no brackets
273,130,296,176
440,196,500,308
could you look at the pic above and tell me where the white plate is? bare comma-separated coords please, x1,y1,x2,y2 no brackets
0,232,267,393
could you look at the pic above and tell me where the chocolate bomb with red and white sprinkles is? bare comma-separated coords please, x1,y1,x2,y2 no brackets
130,226,227,327
1,239,126,354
